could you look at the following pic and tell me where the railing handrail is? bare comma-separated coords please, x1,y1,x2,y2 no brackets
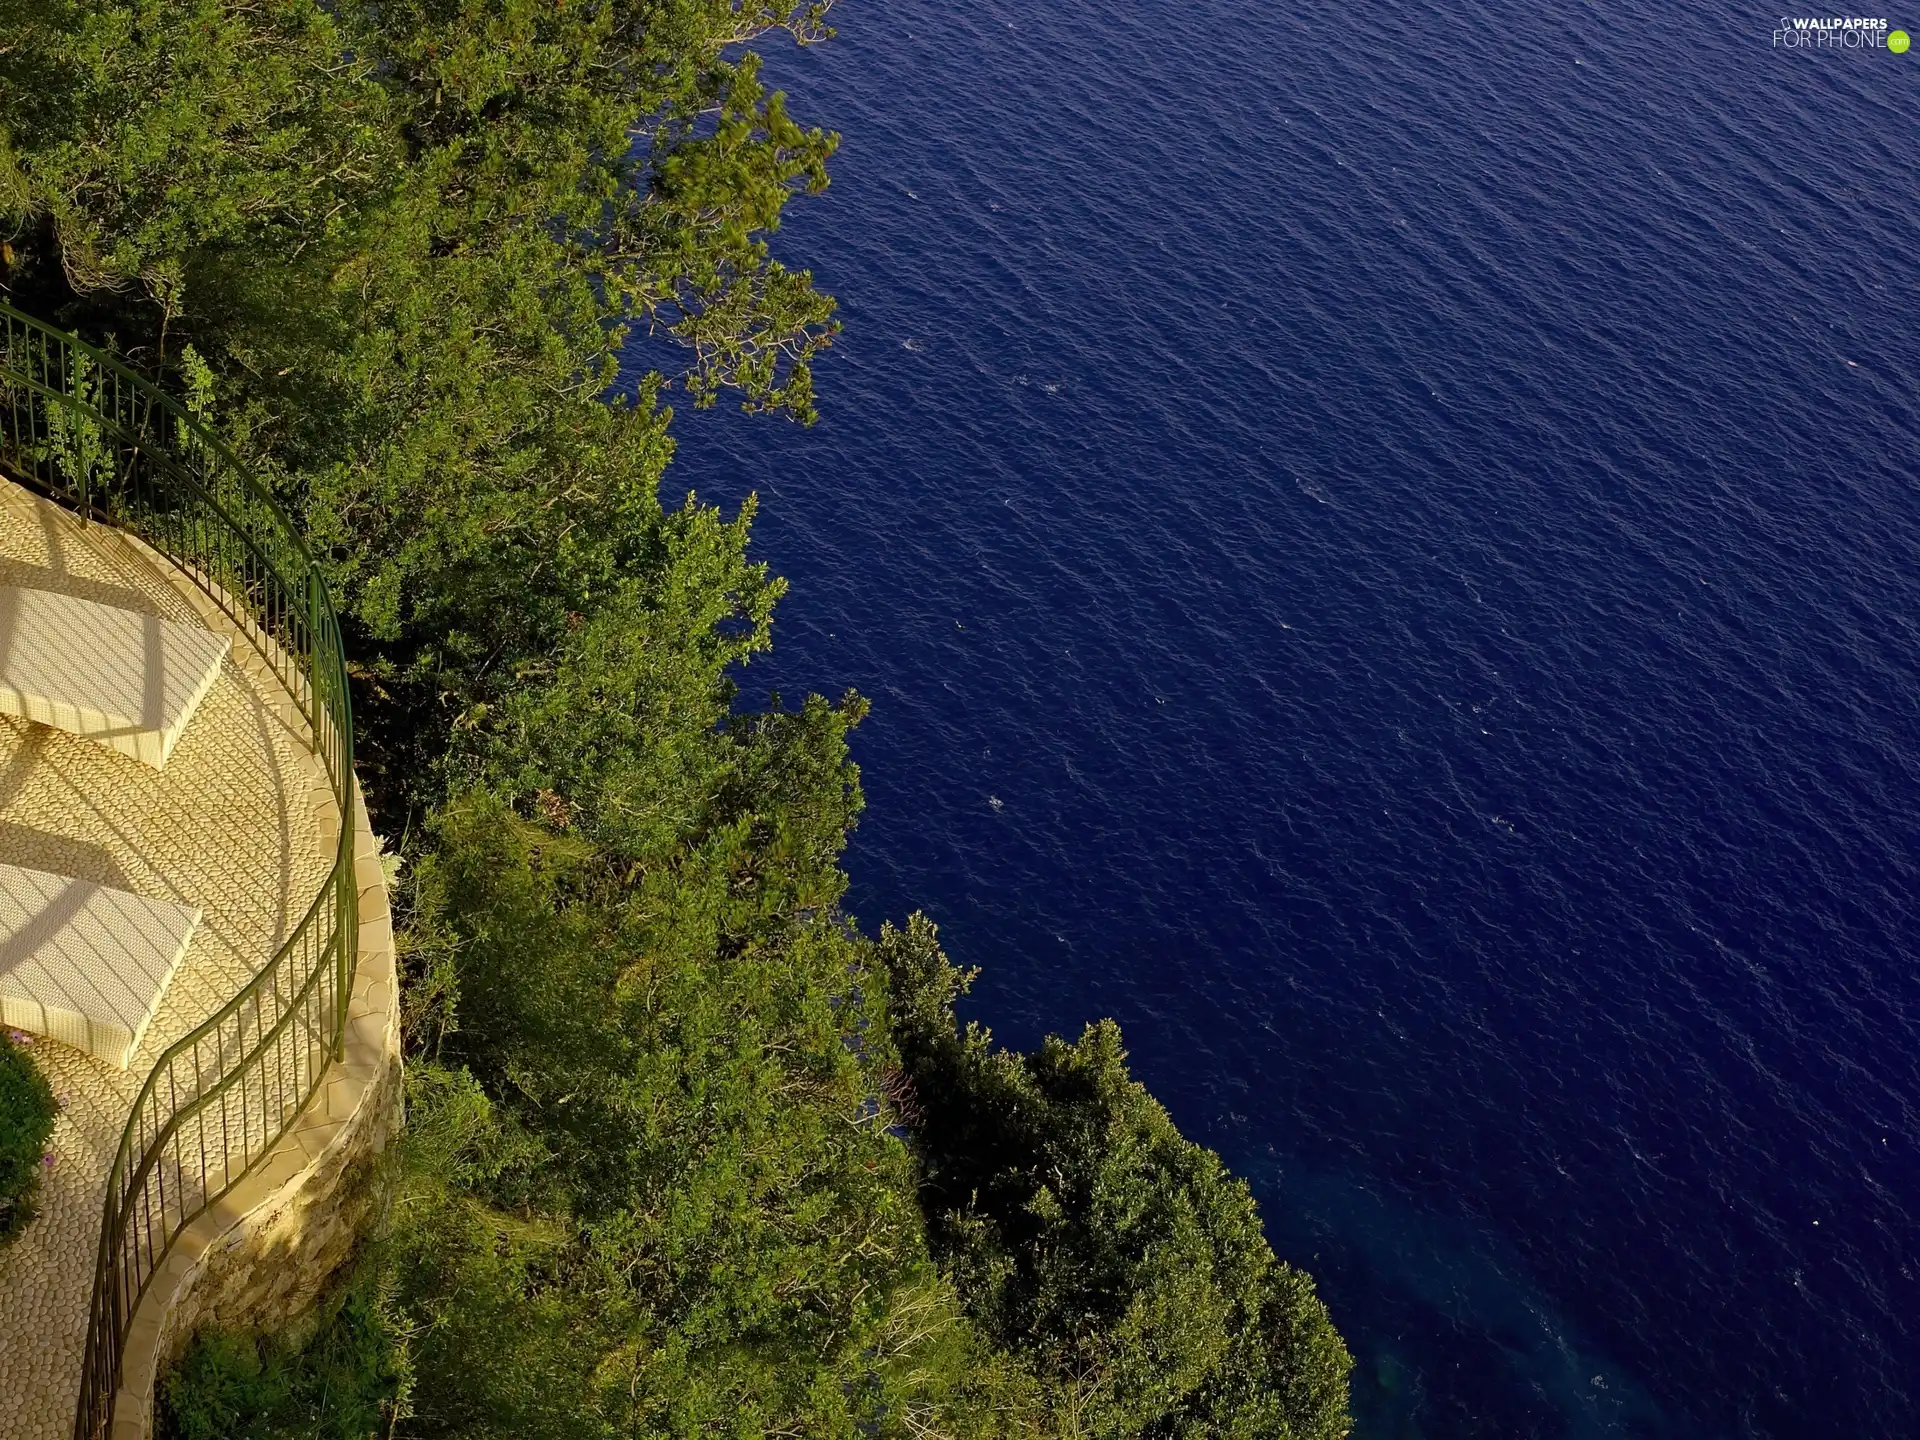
0,300,359,1440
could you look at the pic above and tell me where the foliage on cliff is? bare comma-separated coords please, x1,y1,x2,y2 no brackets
882,916,1353,1440
3,1,1351,1435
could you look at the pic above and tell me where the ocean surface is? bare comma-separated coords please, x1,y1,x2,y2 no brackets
631,3,1920,1435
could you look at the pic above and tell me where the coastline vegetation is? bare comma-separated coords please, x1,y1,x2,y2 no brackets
0,1,1352,1434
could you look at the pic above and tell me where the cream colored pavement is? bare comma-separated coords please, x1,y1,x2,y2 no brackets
0,585,230,769
0,481,338,1440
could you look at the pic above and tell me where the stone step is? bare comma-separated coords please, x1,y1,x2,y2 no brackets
0,585,229,769
0,862,202,1068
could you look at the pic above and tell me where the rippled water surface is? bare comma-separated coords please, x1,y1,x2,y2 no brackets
638,3,1920,1434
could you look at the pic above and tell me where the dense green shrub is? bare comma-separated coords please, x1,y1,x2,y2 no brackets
160,1276,408,1440
0,1031,57,1244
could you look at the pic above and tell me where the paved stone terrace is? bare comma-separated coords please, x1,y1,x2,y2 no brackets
0,479,338,1440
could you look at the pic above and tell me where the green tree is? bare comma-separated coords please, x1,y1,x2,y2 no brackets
365,517,951,1434
881,915,1353,1440
0,0,840,814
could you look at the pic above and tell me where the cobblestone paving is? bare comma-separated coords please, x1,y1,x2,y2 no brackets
0,482,336,1440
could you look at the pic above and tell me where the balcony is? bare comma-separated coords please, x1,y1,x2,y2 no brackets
0,308,396,1440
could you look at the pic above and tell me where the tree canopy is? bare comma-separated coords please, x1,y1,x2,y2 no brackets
883,916,1352,1440
2,0,840,808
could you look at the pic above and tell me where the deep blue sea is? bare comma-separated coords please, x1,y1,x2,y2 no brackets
631,2,1920,1434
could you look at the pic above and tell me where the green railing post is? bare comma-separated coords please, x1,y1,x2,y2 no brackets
308,567,324,737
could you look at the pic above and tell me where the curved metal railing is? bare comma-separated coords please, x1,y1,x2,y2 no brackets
0,301,357,1440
